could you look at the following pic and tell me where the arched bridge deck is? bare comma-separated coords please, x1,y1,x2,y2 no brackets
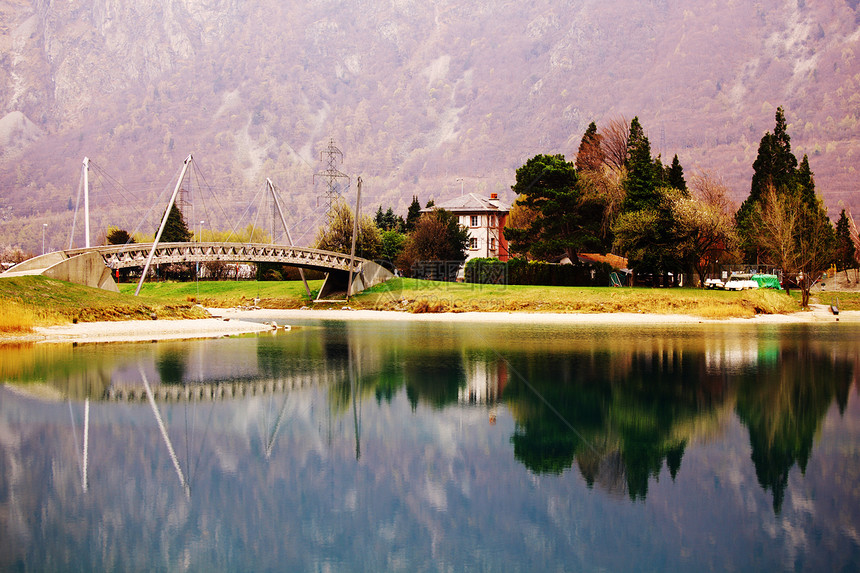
1,242,393,299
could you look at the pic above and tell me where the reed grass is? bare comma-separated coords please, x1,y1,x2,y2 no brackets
0,275,209,332
0,304,38,333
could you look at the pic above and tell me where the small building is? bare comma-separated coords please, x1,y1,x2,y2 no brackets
424,192,511,263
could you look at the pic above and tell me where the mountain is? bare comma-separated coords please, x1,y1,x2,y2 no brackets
1,0,859,252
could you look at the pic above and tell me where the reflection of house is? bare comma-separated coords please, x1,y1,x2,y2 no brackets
424,193,511,263
458,359,508,405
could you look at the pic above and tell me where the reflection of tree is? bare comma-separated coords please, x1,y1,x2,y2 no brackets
156,349,187,385
402,352,465,410
1,343,114,399
735,339,854,513
505,350,726,500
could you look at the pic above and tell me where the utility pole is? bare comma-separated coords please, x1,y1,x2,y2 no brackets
313,138,350,217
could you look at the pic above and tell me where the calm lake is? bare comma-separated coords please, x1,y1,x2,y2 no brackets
1,318,859,572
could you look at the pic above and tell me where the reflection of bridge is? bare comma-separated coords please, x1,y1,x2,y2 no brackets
106,369,346,402
1,241,392,299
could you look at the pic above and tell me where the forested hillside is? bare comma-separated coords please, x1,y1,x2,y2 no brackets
1,0,858,252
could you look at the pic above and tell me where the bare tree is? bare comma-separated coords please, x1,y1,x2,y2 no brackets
600,116,630,172
578,167,626,243
504,196,541,259
689,171,736,213
754,187,834,308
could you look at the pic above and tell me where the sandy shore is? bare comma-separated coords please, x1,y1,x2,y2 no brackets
218,305,858,325
26,317,274,344
5,305,854,345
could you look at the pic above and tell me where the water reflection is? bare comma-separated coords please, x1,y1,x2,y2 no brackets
1,321,859,570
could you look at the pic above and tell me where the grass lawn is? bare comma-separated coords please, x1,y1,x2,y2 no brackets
811,290,860,311
125,278,800,318
0,275,209,334
354,278,800,318
120,279,324,308
2,275,804,335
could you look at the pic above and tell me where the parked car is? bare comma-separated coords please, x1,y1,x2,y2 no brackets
723,274,759,291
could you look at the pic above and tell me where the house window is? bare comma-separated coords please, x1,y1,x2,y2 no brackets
490,237,496,251
489,215,496,227
470,215,479,227
470,237,478,250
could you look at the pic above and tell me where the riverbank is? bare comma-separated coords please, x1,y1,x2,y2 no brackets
5,304,852,345
220,305,856,325
20,317,273,344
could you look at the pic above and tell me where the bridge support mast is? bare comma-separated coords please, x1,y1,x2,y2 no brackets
135,154,192,296
347,176,362,300
267,178,311,298
83,157,91,248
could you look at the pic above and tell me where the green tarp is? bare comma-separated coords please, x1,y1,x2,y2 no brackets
751,274,782,290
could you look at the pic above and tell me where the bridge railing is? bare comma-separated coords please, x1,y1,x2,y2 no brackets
64,242,366,272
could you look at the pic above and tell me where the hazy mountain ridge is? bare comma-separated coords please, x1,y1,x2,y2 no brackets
1,0,858,251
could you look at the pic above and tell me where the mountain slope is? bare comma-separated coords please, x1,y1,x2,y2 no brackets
1,0,859,252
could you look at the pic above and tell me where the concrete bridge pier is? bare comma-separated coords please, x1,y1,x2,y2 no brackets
316,259,392,300
0,251,118,292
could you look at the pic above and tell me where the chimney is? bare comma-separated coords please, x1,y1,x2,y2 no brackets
490,193,498,200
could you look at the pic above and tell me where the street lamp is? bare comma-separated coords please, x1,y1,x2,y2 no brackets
457,177,464,195
42,223,47,255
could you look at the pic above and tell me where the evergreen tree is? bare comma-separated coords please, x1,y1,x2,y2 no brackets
621,117,659,213
575,121,603,172
749,106,797,204
161,204,193,243
834,209,855,272
375,206,404,232
106,226,134,245
796,155,816,208
405,195,422,232
737,107,803,261
504,154,606,261
667,154,687,192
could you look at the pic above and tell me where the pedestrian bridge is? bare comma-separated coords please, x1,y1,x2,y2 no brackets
0,241,393,299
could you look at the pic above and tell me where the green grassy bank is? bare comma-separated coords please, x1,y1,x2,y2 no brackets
125,277,801,318
121,279,324,308
355,278,801,318
0,276,209,334
2,275,811,335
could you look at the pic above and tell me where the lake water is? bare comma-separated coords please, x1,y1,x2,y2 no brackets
1,318,859,572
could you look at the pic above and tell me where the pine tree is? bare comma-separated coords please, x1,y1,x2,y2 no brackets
405,195,422,232
575,121,603,172
835,209,855,272
748,106,797,204
737,107,802,261
621,117,659,213
796,155,815,208
505,154,605,260
161,204,193,243
667,154,687,192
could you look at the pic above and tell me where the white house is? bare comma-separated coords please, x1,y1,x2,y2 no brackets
423,192,512,263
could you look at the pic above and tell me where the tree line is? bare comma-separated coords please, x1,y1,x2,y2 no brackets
503,107,857,306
